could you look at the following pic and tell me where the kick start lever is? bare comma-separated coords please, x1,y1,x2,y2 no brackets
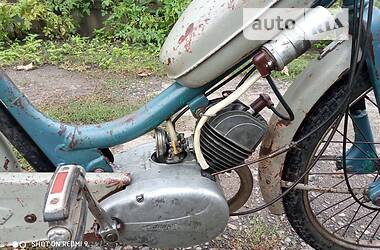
43,165,119,243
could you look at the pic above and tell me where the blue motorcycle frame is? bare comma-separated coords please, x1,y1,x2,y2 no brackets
0,0,378,173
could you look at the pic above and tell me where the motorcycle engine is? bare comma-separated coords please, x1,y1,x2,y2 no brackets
200,101,267,172
101,143,229,248
100,101,266,247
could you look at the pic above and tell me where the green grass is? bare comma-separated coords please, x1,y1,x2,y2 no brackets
40,77,154,124
226,216,281,250
42,95,138,124
0,34,322,83
271,52,318,82
0,35,165,75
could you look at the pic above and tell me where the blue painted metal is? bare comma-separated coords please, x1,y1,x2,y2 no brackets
0,0,378,177
368,179,380,205
345,109,378,173
187,95,209,114
364,4,380,111
0,73,209,171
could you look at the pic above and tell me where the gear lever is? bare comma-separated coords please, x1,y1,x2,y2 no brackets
43,165,119,243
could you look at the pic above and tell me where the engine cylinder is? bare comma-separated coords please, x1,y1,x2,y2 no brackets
200,102,267,172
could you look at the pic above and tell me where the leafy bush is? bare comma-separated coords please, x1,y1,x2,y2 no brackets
100,0,191,46
0,0,190,47
0,0,93,42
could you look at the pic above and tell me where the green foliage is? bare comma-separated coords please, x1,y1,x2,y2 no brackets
0,34,44,64
99,0,190,47
0,0,190,47
0,35,164,74
0,0,93,42
313,40,331,50
271,52,317,81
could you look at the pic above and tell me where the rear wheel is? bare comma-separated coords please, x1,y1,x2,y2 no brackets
282,71,380,249
0,102,55,172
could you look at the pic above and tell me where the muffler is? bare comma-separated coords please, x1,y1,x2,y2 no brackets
256,6,343,73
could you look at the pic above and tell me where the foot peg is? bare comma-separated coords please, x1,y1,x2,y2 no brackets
43,165,119,243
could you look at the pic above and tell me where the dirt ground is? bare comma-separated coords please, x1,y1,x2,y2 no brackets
4,65,312,250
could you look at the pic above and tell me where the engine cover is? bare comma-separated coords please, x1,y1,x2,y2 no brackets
101,143,229,248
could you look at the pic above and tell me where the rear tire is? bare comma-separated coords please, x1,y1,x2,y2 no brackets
282,71,372,249
0,102,55,171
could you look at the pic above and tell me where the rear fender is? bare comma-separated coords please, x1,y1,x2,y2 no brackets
258,39,352,214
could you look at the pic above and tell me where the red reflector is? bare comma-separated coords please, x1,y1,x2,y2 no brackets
51,172,68,194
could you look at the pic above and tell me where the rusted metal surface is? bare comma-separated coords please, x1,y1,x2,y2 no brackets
258,38,354,215
0,172,131,245
160,0,317,87
281,181,367,195
0,132,20,172
227,166,253,213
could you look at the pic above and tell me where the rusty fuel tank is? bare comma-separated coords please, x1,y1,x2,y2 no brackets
160,0,316,88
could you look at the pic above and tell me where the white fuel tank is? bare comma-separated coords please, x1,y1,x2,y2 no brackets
160,0,316,88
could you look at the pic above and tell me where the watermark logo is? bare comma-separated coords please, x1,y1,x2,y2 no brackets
243,8,349,41
8,240,90,249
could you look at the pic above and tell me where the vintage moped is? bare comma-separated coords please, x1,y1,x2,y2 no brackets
1,0,380,249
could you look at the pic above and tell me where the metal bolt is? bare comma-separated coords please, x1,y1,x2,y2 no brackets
136,194,144,203
50,198,59,204
104,233,117,242
24,214,37,223
47,227,71,242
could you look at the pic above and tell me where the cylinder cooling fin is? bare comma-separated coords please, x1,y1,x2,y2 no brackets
200,101,267,173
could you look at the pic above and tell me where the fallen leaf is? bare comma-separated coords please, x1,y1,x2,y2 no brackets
137,70,152,77
280,66,289,76
16,63,36,71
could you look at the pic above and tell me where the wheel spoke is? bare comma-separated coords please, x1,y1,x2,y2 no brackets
364,95,379,109
336,129,374,159
347,113,378,157
315,195,353,216
316,156,379,161
371,221,380,242
359,211,380,240
322,197,363,224
342,202,362,236
310,175,354,203
283,89,380,248
331,207,378,235
326,140,380,145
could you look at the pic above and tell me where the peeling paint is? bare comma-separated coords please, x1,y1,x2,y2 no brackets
3,158,9,171
178,23,195,53
276,119,291,127
227,0,236,10
58,124,67,136
16,197,25,208
12,97,24,110
68,132,78,149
